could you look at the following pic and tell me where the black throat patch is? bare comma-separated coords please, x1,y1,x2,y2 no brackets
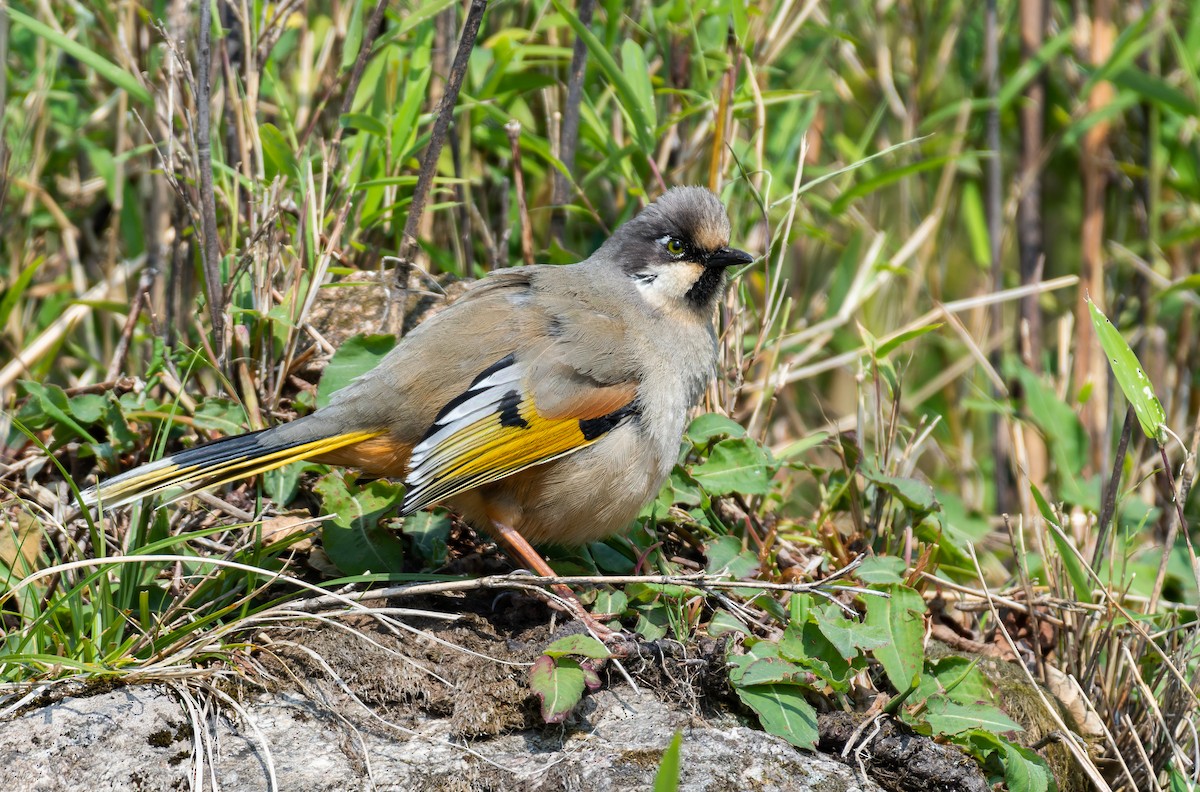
684,266,726,308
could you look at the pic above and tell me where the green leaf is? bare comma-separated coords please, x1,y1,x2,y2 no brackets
864,584,926,693
551,0,657,155
68,393,107,424
401,511,451,567
735,684,819,748
708,609,752,637
395,0,456,37
5,7,153,104
874,323,943,360
318,334,397,407
1112,66,1198,116
686,413,747,445
922,696,1023,736
959,181,990,268
592,588,628,617
620,39,657,143
704,535,760,578
736,657,809,686
529,655,585,723
1087,299,1167,444
191,398,248,434
813,604,889,658
860,463,937,513
314,475,405,575
690,438,773,496
543,634,611,660
1044,516,1093,604
913,656,991,705
855,555,906,584
1001,740,1054,792
652,731,683,792
339,112,389,137
18,382,96,443
259,123,300,184
830,156,954,215
0,258,43,329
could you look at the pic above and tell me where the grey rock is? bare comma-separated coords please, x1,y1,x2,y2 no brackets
0,684,883,792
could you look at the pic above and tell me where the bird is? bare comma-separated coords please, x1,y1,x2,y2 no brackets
81,186,752,615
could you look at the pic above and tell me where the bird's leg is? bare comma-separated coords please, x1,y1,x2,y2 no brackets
487,518,623,645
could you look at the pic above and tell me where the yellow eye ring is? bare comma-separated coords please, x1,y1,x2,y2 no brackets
665,238,685,256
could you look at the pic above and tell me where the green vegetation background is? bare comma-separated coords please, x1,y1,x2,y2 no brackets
2,1,1199,790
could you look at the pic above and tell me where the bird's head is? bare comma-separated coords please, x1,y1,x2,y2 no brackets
599,187,753,314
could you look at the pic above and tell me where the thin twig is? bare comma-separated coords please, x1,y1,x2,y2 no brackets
505,120,534,265
104,263,158,381
396,0,488,268
195,0,226,363
549,0,594,243
285,563,878,614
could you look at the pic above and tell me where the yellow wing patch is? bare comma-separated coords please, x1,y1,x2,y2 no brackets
402,396,629,514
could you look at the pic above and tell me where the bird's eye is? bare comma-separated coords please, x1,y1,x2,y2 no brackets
664,237,685,256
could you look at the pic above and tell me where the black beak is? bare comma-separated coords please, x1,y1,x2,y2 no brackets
707,247,755,268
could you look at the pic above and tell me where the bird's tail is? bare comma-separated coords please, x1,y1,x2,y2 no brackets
79,423,384,510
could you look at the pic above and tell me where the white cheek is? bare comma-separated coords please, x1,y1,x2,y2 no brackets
634,264,703,308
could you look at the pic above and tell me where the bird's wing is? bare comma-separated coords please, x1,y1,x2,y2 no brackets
400,282,641,514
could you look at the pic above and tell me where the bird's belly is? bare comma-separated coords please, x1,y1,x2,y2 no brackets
451,422,673,547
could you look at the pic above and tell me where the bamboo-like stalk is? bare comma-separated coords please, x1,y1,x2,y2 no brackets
1076,0,1115,476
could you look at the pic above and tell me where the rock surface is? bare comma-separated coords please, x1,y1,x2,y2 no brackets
1,683,884,792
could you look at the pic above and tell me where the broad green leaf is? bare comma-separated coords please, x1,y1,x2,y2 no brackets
314,475,405,575
855,555,906,584
860,463,937,513
778,623,854,691
686,413,747,445
864,584,926,693
652,731,683,792
704,535,760,579
0,258,43,329
1013,363,1088,484
5,8,153,103
708,609,752,637
18,382,96,443
1112,67,1198,116
922,696,1023,736
690,438,773,496
401,511,451,567
591,588,628,617
912,656,990,706
318,334,397,407
342,0,364,70
68,393,107,424
735,684,819,748
191,398,248,434
1087,299,1167,444
529,655,585,723
736,657,809,686
395,0,456,37
543,634,611,660
1002,740,1053,792
812,604,889,658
